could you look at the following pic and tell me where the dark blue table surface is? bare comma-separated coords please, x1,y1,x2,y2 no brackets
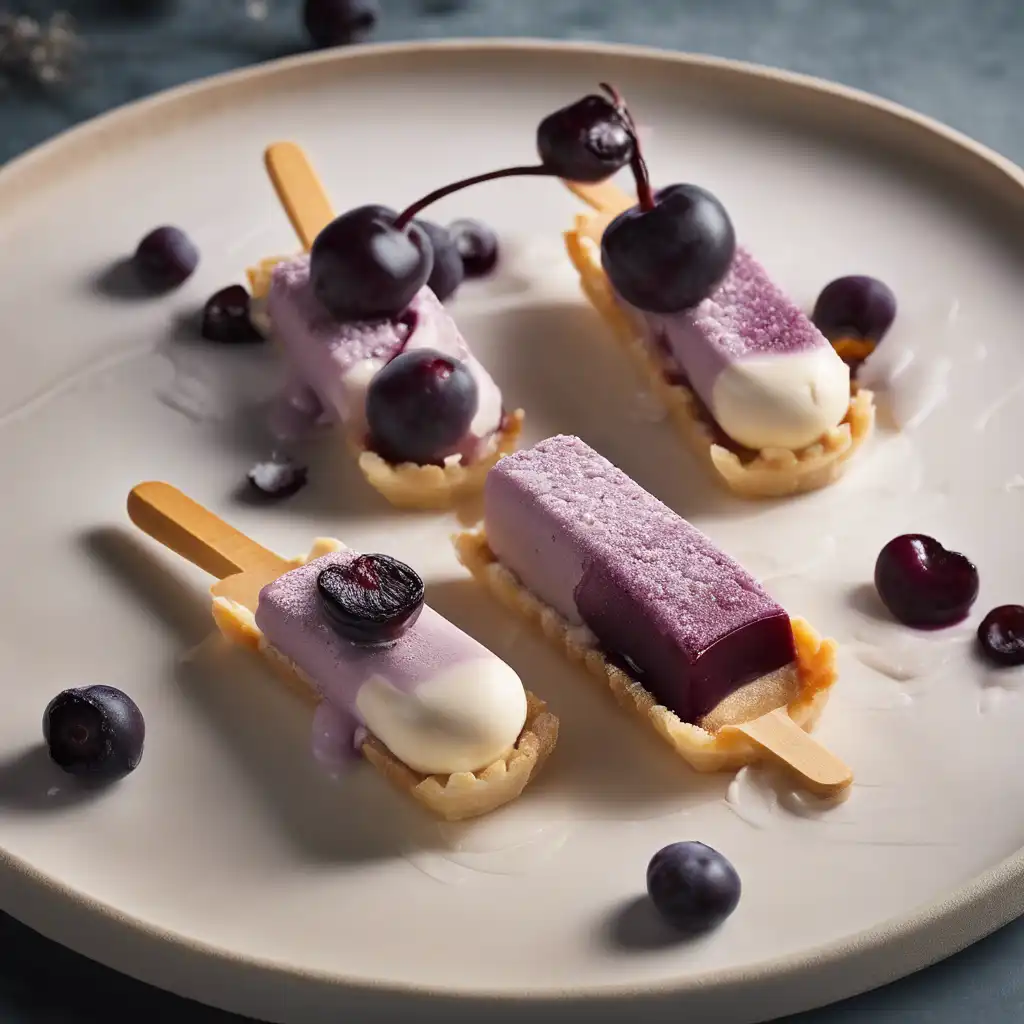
3,1,1024,1021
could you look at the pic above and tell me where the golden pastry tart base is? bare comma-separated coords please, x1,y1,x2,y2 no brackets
453,528,837,774
210,537,559,821
248,257,525,511
563,216,876,499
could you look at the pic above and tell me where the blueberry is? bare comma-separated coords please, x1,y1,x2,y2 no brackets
366,348,478,465
303,0,380,49
416,219,465,302
43,686,145,780
813,275,897,343
874,534,979,629
133,226,199,291
310,205,433,323
448,218,500,278
977,606,1024,666
646,841,741,934
246,457,309,500
318,554,425,645
201,285,262,343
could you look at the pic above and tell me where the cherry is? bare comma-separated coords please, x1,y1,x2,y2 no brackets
874,534,979,629
366,348,478,465
536,93,634,182
813,275,897,343
317,554,424,646
309,205,433,322
977,606,1024,667
133,226,198,291
602,184,736,314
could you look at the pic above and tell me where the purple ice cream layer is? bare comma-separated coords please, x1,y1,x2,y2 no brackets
255,549,493,716
267,255,503,455
634,247,831,399
484,435,796,723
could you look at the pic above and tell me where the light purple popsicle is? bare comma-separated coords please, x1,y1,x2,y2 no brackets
255,548,527,774
484,435,796,723
627,248,850,450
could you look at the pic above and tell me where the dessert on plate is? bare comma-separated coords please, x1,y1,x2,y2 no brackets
247,143,523,509
455,435,850,794
539,87,876,498
127,481,558,820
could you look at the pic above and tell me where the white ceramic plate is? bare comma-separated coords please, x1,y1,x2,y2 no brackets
2,39,1024,1024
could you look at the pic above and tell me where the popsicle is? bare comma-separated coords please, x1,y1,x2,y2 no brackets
563,180,875,498
454,436,850,795
249,143,523,509
127,482,558,820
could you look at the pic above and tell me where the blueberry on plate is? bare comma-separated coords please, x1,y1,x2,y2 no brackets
448,218,500,278
246,457,309,500
646,841,741,934
43,685,145,780
416,219,465,302
201,285,263,343
133,226,199,291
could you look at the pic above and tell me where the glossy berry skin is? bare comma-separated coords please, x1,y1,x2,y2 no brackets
201,285,262,343
977,605,1024,666
537,94,634,182
303,0,380,49
317,555,425,646
812,275,897,342
874,534,979,629
646,842,741,934
133,226,199,291
417,220,465,303
601,185,736,314
448,218,499,277
366,348,478,465
43,686,145,780
310,205,433,323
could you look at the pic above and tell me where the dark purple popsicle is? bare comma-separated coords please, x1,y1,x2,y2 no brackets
484,435,796,724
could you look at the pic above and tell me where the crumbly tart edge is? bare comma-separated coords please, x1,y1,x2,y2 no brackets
209,538,559,822
453,529,837,773
248,256,525,511
563,219,876,499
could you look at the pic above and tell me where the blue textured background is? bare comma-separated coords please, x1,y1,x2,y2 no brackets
3,1,1024,1021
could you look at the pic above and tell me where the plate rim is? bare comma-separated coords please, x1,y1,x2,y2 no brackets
2,36,1023,1016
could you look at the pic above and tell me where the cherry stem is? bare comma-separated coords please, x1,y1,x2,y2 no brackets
599,81,654,212
394,165,557,229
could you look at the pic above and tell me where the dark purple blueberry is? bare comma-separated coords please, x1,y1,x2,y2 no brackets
201,285,262,343
537,94,634,183
448,218,500,277
812,275,897,342
246,457,308,500
317,555,425,645
133,226,199,291
874,534,979,629
977,606,1024,666
601,185,736,314
366,348,478,465
303,0,380,48
646,842,741,934
43,686,145,780
310,204,433,323
416,220,465,302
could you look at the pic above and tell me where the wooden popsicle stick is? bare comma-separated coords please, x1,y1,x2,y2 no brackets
127,482,289,613
723,708,853,798
563,178,636,216
264,141,336,251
